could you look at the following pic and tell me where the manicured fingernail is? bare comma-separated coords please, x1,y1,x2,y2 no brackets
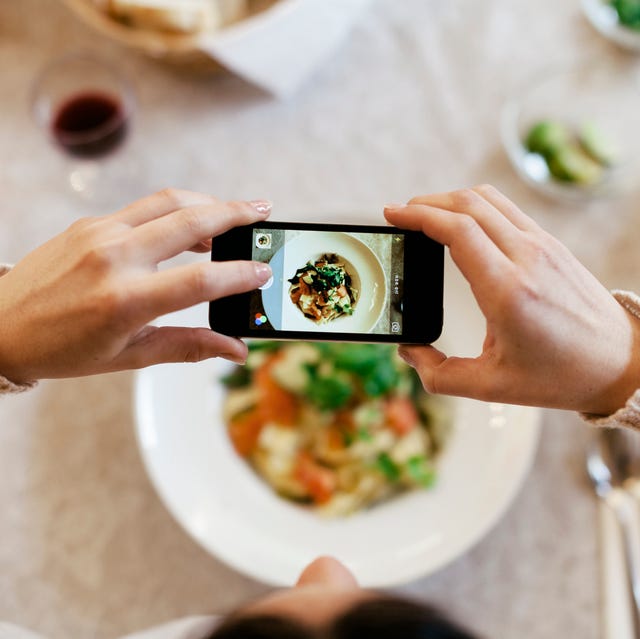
254,262,272,284
398,346,415,366
222,352,247,365
249,200,272,215
384,203,407,212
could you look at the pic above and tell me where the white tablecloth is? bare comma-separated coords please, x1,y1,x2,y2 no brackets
1,1,639,637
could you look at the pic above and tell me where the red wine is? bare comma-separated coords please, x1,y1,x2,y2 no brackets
52,91,128,157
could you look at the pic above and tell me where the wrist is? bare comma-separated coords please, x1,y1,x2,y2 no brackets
0,269,35,386
586,292,640,416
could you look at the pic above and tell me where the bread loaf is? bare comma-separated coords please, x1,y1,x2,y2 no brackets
107,0,247,34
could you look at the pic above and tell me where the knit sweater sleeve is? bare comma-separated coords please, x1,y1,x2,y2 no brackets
581,290,640,430
0,264,37,395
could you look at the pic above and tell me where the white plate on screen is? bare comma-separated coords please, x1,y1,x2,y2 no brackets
262,231,387,333
134,256,541,587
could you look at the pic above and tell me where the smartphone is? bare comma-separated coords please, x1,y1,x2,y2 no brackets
209,221,443,344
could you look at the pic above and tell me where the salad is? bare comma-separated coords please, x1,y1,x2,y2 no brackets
288,254,358,324
221,342,451,516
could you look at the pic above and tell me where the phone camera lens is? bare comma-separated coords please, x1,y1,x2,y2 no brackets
255,233,272,249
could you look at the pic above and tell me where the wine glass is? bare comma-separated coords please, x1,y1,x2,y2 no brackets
31,52,135,200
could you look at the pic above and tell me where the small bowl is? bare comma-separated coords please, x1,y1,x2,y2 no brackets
501,59,640,202
582,0,640,52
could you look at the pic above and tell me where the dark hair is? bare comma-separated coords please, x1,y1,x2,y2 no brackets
207,595,478,639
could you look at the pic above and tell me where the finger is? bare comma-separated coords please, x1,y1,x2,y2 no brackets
132,260,272,320
189,239,213,253
114,188,219,227
384,203,512,294
131,200,272,264
111,326,248,369
408,188,522,258
471,184,541,232
398,345,490,399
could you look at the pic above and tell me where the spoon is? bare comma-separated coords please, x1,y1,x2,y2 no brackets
587,427,640,638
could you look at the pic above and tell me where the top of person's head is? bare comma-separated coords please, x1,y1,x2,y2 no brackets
207,596,477,639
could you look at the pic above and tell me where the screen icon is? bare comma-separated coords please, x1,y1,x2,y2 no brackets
259,273,274,290
391,321,400,333
254,313,268,326
255,233,272,249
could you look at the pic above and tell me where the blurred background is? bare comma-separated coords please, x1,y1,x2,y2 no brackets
1,0,639,637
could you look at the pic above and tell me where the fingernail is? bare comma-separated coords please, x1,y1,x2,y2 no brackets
249,200,272,215
398,346,415,366
384,203,407,212
254,262,272,284
222,352,247,365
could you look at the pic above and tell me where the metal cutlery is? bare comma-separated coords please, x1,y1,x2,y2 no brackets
587,427,640,638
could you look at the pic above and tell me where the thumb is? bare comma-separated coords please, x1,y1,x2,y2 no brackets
398,345,487,399
111,326,248,370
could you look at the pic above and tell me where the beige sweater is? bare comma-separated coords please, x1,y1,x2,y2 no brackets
1,263,640,428
581,289,640,430
0,264,36,394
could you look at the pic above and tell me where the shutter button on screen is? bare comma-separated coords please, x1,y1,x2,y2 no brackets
259,274,274,290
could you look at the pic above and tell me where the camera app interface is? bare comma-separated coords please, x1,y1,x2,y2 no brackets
250,228,405,335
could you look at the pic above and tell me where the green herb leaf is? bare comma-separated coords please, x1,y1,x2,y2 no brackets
342,431,355,446
332,344,392,375
357,428,374,442
247,341,282,353
406,456,436,488
362,360,399,397
220,366,251,388
316,264,344,288
304,374,354,411
376,453,401,482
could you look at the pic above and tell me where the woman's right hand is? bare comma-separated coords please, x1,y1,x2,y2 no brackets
0,189,272,383
385,185,640,416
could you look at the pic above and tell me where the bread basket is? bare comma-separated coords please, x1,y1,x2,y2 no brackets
61,0,280,73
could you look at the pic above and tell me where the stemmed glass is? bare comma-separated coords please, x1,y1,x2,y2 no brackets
31,52,135,201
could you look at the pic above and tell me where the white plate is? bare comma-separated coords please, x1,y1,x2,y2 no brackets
134,258,541,587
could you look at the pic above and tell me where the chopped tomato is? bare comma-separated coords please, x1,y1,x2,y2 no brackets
333,409,355,430
228,409,263,457
325,426,346,451
384,396,419,435
294,452,337,504
254,355,298,425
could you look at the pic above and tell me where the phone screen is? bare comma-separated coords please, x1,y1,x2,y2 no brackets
248,227,406,336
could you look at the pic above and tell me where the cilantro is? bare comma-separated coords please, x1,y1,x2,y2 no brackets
316,264,344,288
305,344,400,398
406,456,436,488
304,364,353,410
376,453,401,482
342,431,355,446
357,428,374,442
220,366,251,388
247,341,281,353
362,359,399,397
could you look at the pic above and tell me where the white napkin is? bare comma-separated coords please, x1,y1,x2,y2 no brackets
600,500,634,639
198,0,373,97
